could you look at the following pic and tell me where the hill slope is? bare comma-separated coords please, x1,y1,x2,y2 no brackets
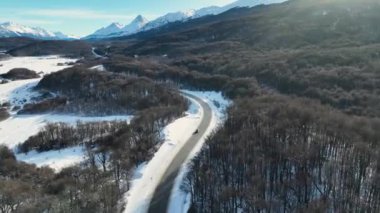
105,0,380,117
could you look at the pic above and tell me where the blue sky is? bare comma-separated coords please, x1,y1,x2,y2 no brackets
0,0,235,36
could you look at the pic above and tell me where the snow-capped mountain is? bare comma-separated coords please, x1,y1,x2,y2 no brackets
142,10,195,31
85,22,125,39
223,0,286,10
85,11,195,39
85,15,148,39
0,22,75,40
85,0,287,39
192,6,222,18
53,31,78,40
120,15,149,36
193,0,286,18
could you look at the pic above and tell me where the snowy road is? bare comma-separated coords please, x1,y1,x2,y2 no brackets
147,92,213,213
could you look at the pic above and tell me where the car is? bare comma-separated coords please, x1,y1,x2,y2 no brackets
193,129,199,135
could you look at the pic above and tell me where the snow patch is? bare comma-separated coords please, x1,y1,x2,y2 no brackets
0,56,76,108
16,146,86,172
0,80,39,108
0,56,132,172
90,64,106,71
0,55,76,75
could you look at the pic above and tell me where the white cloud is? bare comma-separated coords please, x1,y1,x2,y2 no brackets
0,18,59,26
208,0,236,7
24,9,141,21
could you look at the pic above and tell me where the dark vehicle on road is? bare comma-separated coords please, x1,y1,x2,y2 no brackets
193,129,199,135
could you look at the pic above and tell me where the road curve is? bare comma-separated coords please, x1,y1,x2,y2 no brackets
147,93,213,213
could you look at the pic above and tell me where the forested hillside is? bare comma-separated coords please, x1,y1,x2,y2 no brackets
94,0,380,212
108,0,380,117
0,37,36,51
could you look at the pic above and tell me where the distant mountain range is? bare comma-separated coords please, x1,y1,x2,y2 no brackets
84,15,149,39
85,0,286,39
0,0,286,40
0,22,76,40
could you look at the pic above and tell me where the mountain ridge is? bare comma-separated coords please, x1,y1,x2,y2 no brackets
85,0,287,39
0,22,76,40
84,15,149,39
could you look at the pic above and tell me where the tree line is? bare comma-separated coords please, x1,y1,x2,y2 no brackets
17,121,128,153
19,66,188,116
105,55,261,99
0,107,9,122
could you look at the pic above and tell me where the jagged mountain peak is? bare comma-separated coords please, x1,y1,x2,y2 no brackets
120,15,149,36
85,15,149,39
109,22,125,28
128,15,149,28
132,15,148,23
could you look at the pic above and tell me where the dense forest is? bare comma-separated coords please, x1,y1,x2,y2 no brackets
7,40,93,58
19,67,188,116
186,96,380,212
104,56,261,99
0,37,36,51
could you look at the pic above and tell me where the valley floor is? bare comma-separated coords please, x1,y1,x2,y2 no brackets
0,56,132,171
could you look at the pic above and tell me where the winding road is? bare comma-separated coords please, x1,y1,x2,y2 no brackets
147,93,213,213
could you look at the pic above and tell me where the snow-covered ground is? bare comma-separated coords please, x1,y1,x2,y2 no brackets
0,56,74,75
0,80,39,107
123,90,230,213
0,114,133,149
0,56,76,106
90,64,106,71
16,146,86,172
0,56,132,172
